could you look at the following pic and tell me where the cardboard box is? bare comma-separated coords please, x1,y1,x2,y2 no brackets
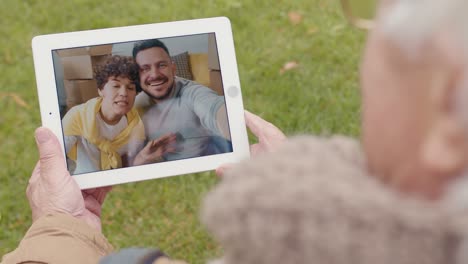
209,70,223,95
57,45,112,57
57,48,88,57
189,53,210,87
61,54,112,80
64,79,99,110
61,55,93,79
58,45,112,80
208,34,220,70
87,44,113,56
64,80,83,110
76,79,99,102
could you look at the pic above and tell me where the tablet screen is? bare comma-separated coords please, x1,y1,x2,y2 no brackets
52,33,233,175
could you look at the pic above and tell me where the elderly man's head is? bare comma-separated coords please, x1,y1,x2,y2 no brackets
200,2,468,263
360,0,468,199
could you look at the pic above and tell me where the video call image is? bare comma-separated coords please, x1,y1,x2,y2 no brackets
52,33,233,176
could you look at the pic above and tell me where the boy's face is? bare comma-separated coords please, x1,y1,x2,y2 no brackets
98,76,136,124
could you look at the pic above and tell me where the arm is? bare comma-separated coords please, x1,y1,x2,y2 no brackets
183,83,229,138
1,128,113,264
216,105,230,140
1,213,113,264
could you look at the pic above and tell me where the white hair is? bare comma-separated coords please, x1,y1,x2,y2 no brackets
382,0,468,58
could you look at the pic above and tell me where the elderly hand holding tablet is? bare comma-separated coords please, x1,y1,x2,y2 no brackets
1,18,272,263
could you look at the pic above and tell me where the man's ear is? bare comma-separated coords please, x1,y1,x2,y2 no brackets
98,88,103,97
421,76,468,180
421,116,468,176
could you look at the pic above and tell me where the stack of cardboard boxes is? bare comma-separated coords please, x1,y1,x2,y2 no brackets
208,34,223,96
58,45,113,111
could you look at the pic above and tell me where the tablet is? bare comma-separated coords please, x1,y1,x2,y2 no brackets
32,17,250,189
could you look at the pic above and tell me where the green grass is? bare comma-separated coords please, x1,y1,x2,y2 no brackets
0,0,365,263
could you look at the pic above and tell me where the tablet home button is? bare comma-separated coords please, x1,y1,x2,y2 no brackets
227,85,239,98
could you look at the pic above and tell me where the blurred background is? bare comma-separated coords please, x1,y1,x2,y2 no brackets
0,0,364,263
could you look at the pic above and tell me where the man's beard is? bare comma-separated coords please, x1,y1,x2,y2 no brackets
144,82,174,102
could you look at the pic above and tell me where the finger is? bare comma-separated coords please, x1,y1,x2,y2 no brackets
102,186,113,203
28,162,41,185
26,162,41,199
164,146,177,154
83,186,112,204
94,186,112,204
35,127,69,187
143,139,156,151
83,194,102,217
149,134,177,151
250,143,263,156
159,136,177,149
148,137,165,150
152,133,177,147
215,163,233,177
245,110,284,139
244,110,267,137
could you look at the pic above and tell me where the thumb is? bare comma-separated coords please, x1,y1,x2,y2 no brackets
35,127,69,185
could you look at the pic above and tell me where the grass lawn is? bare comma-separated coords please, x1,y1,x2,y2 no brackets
0,0,364,263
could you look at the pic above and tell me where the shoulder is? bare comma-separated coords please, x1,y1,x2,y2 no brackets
135,92,154,115
176,77,216,96
202,135,371,223
207,135,368,195
126,108,146,139
202,135,463,264
135,92,152,108
62,102,87,123
64,98,99,116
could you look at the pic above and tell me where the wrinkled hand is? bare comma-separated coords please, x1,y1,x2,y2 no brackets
216,110,287,176
26,127,111,231
133,133,177,166
244,110,287,155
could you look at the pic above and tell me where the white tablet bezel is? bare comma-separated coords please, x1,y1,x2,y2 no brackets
32,17,249,189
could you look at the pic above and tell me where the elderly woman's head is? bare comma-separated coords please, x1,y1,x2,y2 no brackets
94,55,139,125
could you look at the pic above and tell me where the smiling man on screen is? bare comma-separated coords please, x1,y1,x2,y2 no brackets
132,39,232,162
